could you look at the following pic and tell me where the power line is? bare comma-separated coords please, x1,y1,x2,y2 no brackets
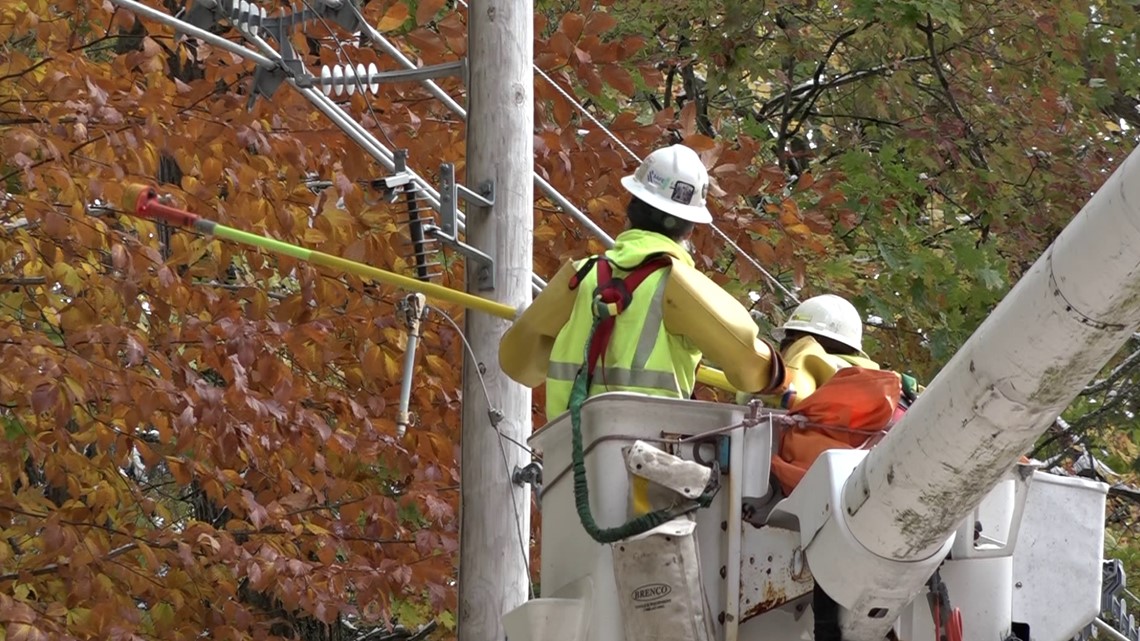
451,0,799,304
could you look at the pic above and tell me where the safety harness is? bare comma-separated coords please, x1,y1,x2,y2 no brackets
566,253,721,544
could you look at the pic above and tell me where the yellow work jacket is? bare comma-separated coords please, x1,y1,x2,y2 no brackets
499,229,786,420
760,335,881,409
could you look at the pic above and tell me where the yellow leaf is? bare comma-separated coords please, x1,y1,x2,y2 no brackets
426,354,449,375
8,622,49,641
303,228,328,244
785,223,812,238
362,342,385,380
61,376,85,403
51,262,83,295
378,2,410,31
304,522,330,535
534,224,557,241
384,351,401,381
152,602,174,629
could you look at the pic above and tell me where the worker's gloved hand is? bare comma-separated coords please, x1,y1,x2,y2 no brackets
901,373,921,403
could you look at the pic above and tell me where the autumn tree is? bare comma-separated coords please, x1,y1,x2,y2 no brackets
4,0,1140,638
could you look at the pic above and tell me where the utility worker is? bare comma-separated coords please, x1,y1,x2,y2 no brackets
759,294,902,641
499,144,787,420
769,294,882,409
769,294,922,409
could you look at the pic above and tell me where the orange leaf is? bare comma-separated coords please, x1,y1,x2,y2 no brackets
816,191,847,208
552,94,573,128
681,133,716,152
379,2,410,31
619,35,646,58
750,238,777,266
167,457,192,485
416,0,445,25
548,31,574,61
786,223,812,238
406,28,447,59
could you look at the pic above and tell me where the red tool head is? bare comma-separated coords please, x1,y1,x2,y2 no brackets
121,184,199,227
121,183,156,216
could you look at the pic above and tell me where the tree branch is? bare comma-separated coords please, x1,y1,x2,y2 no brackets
0,542,140,583
919,14,989,171
0,58,53,84
1082,346,1140,396
786,20,877,140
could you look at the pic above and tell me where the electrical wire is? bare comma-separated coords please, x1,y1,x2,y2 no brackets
429,305,537,457
297,0,397,148
451,0,800,305
429,304,537,599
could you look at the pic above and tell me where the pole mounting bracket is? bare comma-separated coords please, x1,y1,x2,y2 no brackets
427,163,496,292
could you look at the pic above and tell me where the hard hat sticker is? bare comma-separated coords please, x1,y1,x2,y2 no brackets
671,181,695,204
645,168,670,189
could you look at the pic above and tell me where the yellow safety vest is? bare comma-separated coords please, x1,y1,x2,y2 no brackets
545,230,701,419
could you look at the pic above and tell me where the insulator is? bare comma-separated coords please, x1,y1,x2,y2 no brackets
318,63,381,96
230,0,267,33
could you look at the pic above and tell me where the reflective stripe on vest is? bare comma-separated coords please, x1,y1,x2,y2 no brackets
545,258,699,419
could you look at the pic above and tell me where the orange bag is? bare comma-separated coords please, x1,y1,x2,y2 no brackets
770,367,903,495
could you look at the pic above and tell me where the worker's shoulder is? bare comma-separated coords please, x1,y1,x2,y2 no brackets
661,259,746,314
663,257,716,283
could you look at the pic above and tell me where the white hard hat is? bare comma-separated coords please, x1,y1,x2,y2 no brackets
773,294,864,353
620,145,712,224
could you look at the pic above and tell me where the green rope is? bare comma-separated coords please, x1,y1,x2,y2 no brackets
569,318,720,544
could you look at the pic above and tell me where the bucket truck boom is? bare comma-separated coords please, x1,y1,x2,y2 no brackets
503,144,1140,641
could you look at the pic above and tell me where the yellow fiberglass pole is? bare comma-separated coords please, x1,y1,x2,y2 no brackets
120,184,737,393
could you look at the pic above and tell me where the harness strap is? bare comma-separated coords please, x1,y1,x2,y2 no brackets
564,252,721,544
568,256,599,291
583,254,673,383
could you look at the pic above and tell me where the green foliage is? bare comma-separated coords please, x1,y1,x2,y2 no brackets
7,0,1140,637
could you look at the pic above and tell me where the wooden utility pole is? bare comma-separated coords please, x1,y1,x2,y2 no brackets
457,0,534,636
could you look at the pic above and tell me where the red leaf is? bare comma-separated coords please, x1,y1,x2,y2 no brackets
559,13,585,42
29,382,57,414
424,494,452,521
600,65,635,97
0,597,37,624
242,490,269,529
7,622,48,641
584,11,617,35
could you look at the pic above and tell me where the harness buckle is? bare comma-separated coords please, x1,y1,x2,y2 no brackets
592,275,633,319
